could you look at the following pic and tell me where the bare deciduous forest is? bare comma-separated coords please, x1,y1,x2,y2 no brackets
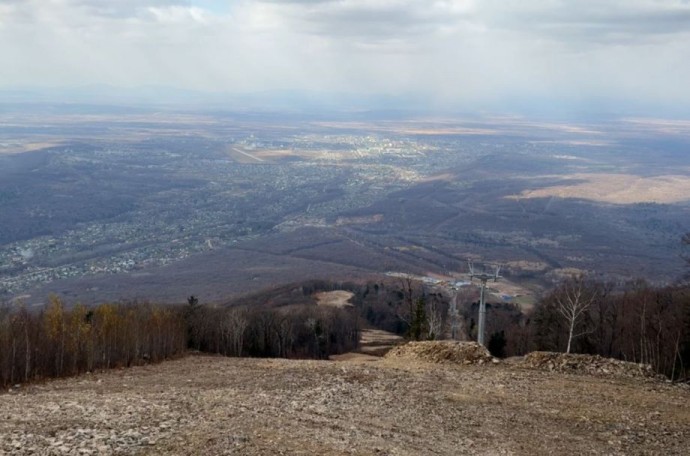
2,272,689,389
0,294,359,389
0,298,186,388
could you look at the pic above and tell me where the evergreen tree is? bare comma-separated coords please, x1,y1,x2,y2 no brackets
409,297,427,341
488,330,507,358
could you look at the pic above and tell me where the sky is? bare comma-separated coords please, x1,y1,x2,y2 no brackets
2,0,690,114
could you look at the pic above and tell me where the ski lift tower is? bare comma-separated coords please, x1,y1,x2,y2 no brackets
468,261,501,346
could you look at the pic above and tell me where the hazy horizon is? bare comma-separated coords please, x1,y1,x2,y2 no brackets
2,1,690,117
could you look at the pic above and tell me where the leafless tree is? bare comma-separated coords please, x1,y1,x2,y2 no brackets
274,312,294,358
221,308,248,356
554,275,599,353
397,277,416,326
425,293,445,340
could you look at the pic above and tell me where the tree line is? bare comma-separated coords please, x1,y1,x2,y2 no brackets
2,273,688,388
530,278,690,380
184,296,359,359
0,297,186,388
217,275,690,381
0,294,360,389
345,276,689,381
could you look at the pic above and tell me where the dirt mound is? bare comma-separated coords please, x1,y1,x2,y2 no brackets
384,341,497,365
519,351,658,379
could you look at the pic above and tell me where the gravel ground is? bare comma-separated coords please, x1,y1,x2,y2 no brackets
1,354,689,455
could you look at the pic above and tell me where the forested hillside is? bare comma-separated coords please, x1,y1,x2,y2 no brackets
2,274,689,388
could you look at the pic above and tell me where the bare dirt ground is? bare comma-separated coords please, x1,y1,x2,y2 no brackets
357,329,404,356
330,328,403,361
1,354,689,456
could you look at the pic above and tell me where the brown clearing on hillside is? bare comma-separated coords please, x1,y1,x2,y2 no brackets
314,290,354,308
512,173,690,204
0,141,62,155
357,328,404,356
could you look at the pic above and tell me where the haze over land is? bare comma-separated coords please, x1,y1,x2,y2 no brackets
1,0,690,305
1,107,689,306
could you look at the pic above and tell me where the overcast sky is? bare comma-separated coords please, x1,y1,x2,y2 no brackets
2,0,690,113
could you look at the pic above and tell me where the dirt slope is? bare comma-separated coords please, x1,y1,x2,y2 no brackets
1,355,689,455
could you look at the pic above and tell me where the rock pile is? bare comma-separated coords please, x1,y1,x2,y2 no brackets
384,341,498,365
519,351,658,379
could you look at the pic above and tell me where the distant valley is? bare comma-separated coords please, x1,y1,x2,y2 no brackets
1,107,689,306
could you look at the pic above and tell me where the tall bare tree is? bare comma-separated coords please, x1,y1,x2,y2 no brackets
425,293,445,340
554,275,599,354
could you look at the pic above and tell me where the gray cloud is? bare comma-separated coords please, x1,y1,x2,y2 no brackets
258,0,470,43
1,0,689,112
478,0,690,44
260,0,690,46
68,0,191,18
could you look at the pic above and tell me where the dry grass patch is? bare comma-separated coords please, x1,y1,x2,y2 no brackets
314,290,354,308
512,173,690,204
